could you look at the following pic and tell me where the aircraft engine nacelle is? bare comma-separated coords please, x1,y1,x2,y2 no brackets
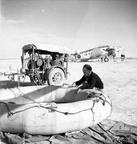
106,48,115,56
77,54,81,59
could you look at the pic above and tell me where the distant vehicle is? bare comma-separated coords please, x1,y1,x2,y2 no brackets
1,44,72,86
75,45,122,62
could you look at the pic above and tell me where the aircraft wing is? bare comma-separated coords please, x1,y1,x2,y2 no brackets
75,45,122,62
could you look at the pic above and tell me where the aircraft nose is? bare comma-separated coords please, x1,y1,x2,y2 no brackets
116,47,122,52
100,48,108,55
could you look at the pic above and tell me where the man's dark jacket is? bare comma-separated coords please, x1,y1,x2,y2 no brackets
75,72,104,89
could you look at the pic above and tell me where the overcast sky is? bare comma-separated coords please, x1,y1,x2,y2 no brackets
0,0,137,58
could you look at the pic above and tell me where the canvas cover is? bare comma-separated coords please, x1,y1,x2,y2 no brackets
22,44,73,55
35,44,73,54
1,119,137,144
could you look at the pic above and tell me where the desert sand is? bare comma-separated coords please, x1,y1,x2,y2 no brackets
0,58,137,143
66,58,137,126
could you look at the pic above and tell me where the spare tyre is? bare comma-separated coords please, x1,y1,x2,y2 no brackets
48,68,65,86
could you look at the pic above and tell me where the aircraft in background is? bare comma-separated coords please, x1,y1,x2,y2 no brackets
75,45,122,62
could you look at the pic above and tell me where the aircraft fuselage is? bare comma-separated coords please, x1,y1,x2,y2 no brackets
78,45,121,62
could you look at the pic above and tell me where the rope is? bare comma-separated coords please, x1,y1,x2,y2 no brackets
42,104,95,115
9,87,36,102
9,87,42,106
9,88,20,98
88,92,112,107
1,90,112,120
1,100,97,117
0,102,13,117
10,86,55,105
17,87,40,104
100,93,112,106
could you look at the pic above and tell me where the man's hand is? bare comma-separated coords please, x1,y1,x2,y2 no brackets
72,82,76,87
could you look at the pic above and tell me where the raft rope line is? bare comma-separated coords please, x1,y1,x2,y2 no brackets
0,93,111,123
9,88,20,98
88,92,112,107
0,102,13,116
46,87,55,102
10,87,54,105
9,87,41,105
17,87,41,104
17,87,59,106
11,87,112,108
10,87,112,108
0,101,95,118
3,88,112,123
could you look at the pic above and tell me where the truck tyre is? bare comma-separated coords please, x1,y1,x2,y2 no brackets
104,57,109,62
48,68,65,86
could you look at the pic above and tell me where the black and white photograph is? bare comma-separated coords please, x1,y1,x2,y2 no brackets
0,0,137,143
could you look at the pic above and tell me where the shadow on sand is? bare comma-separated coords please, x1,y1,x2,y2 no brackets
0,80,33,89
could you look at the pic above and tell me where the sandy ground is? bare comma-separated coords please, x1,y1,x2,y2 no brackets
67,59,137,126
0,58,137,143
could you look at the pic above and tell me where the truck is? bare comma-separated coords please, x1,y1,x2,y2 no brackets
1,44,72,86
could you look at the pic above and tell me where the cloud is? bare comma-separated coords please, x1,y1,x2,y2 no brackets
0,16,24,25
0,12,24,26
4,18,25,24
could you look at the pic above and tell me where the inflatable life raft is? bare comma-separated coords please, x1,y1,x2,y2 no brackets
0,85,112,135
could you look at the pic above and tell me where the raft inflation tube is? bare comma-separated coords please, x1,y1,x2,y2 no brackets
0,85,81,103
0,85,112,135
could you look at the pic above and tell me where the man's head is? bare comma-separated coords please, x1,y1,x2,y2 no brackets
82,64,92,76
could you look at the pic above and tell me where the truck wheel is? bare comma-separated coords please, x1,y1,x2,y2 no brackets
48,68,65,86
104,57,109,62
